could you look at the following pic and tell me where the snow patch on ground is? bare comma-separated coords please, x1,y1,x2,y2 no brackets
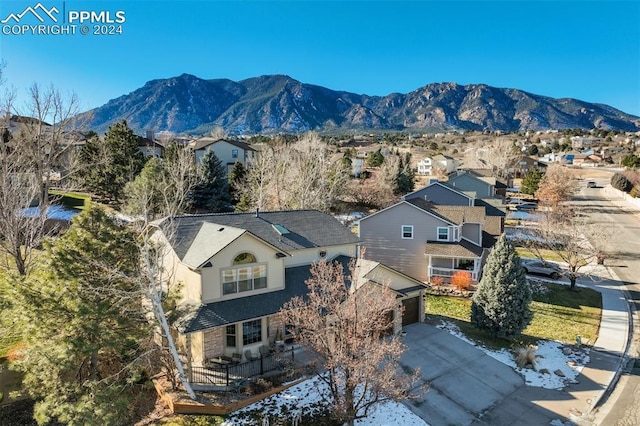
223,374,428,426
437,321,589,390
334,212,366,226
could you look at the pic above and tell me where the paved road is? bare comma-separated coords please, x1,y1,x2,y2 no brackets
570,178,640,425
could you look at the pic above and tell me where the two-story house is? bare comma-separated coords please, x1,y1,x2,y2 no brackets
358,181,505,284
417,154,458,176
190,137,256,173
156,209,427,370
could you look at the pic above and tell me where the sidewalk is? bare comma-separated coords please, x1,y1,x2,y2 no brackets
544,185,637,423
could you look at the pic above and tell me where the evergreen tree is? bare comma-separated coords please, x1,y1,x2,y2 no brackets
394,153,415,194
227,160,247,205
611,172,633,193
11,206,149,425
471,234,532,339
366,149,384,167
77,120,145,203
521,166,544,195
123,157,166,219
190,149,232,212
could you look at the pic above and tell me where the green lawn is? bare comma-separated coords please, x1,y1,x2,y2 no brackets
49,190,92,210
425,282,602,349
516,247,565,263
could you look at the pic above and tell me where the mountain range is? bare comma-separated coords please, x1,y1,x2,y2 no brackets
83,74,640,135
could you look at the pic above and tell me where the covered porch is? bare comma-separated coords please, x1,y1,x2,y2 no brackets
425,239,485,285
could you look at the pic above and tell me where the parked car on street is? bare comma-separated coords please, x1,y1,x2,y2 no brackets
587,181,597,188
515,202,538,211
521,259,563,279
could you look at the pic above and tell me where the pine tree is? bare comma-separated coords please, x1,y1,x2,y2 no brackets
10,206,149,425
77,120,145,203
190,149,232,212
471,234,532,339
521,166,544,195
227,160,247,205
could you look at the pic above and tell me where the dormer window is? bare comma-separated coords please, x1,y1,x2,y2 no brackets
223,252,267,295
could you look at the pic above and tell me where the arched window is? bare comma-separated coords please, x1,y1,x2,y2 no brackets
233,252,256,265
223,253,267,295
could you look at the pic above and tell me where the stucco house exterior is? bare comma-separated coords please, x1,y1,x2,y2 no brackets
155,209,427,372
190,137,256,173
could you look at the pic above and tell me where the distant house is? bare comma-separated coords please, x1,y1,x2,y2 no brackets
190,138,256,173
445,170,497,198
156,209,427,376
509,156,548,178
417,154,458,176
137,136,164,158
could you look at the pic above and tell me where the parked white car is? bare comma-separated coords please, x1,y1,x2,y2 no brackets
521,259,563,280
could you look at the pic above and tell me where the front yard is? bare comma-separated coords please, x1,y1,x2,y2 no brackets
425,280,602,349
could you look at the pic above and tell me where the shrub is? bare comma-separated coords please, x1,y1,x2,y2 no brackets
630,186,640,198
611,172,633,193
451,271,472,291
430,276,444,287
515,345,538,369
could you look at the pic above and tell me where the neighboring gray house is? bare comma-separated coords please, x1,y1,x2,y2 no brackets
358,198,491,283
190,138,256,173
446,170,496,198
402,181,474,207
359,180,506,284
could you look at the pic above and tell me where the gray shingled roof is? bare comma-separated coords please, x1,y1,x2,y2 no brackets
474,199,507,217
179,257,353,333
191,137,256,152
405,198,485,224
164,210,361,263
425,239,484,258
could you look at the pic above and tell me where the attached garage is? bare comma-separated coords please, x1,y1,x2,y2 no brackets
402,296,420,326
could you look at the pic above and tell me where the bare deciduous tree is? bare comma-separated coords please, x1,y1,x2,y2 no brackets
0,80,85,275
526,209,608,291
237,133,349,212
535,165,579,209
463,139,521,178
280,259,420,425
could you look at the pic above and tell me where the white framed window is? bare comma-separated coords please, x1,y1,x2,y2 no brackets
232,149,239,159
402,225,414,239
222,262,268,295
437,227,449,241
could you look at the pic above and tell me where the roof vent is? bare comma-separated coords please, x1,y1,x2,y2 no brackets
218,227,224,232
271,224,289,236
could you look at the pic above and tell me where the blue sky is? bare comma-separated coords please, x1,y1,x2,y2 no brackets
2,0,639,117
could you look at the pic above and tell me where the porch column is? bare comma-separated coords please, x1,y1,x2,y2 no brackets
473,259,480,281
186,334,193,382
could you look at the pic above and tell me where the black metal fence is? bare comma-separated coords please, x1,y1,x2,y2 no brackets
190,348,295,387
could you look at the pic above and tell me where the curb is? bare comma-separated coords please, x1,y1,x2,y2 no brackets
586,262,634,416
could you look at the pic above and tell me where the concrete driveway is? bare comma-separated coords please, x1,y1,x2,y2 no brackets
399,323,558,425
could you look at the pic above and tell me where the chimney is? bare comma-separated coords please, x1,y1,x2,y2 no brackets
146,129,155,141
255,207,259,218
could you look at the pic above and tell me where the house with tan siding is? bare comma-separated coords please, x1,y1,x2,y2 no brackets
155,209,427,380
